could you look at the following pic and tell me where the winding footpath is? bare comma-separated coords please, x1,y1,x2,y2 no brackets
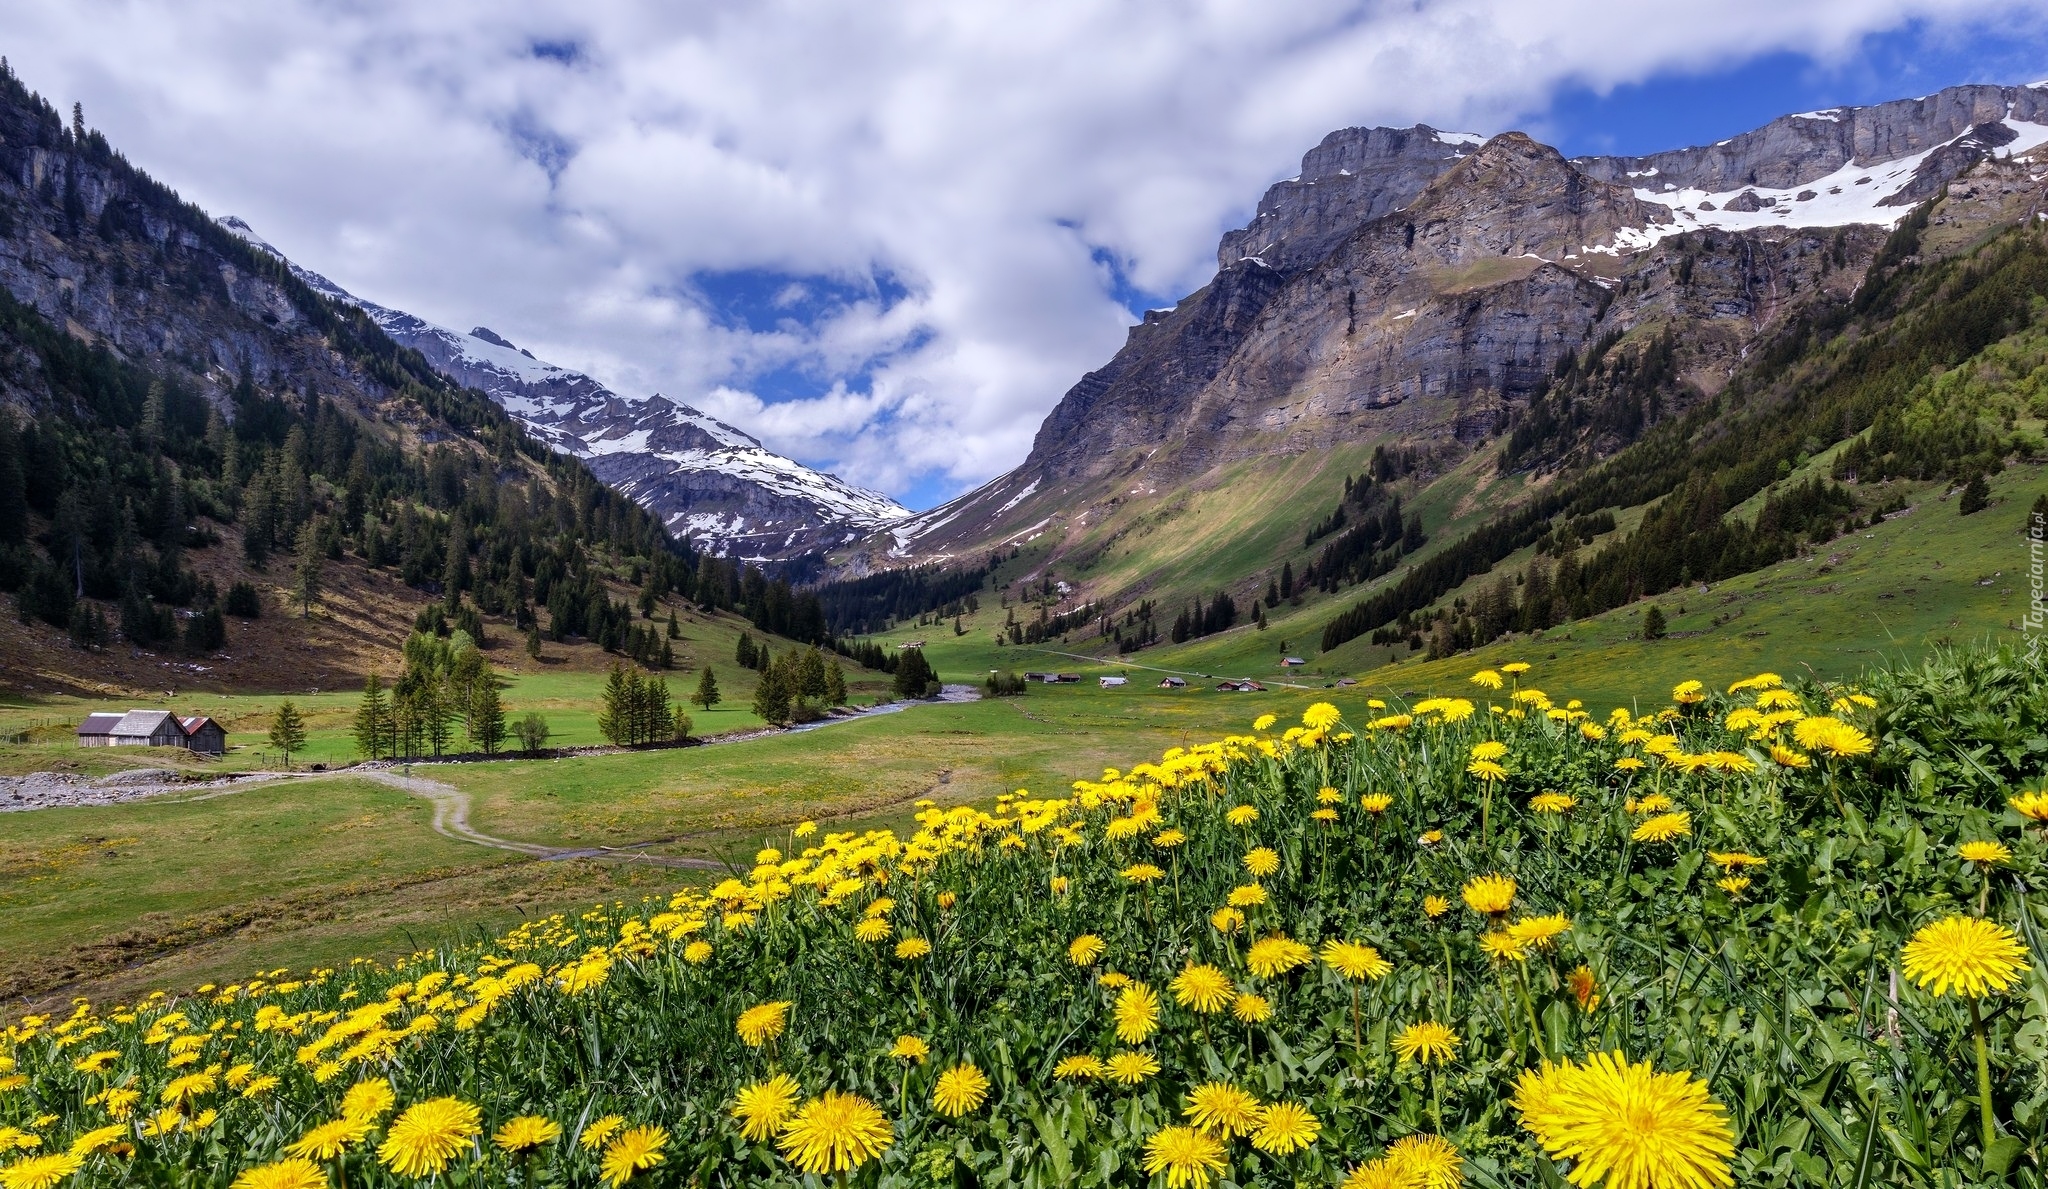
357,770,727,870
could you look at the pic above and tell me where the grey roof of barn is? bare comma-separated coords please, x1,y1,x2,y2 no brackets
77,713,125,735
109,710,181,737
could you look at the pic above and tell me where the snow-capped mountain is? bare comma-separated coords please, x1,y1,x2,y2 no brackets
218,218,910,560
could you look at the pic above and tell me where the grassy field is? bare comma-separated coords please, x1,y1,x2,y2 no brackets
3,450,2039,1014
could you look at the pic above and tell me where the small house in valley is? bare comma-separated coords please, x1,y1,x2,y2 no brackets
179,716,228,756
75,710,227,753
1158,676,1187,689
1098,676,1127,688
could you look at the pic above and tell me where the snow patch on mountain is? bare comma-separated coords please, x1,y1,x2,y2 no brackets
219,218,910,558
1589,117,2048,254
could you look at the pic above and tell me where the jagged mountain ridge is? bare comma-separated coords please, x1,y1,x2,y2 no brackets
217,219,909,561
874,82,2048,570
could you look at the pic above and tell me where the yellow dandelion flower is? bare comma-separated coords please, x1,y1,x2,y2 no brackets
1393,1021,1459,1065
580,1116,625,1151
1153,828,1187,848
1386,1133,1463,1189
1717,877,1751,898
1360,793,1393,813
1252,714,1278,732
284,1119,372,1161
1303,703,1342,731
1792,716,1873,758
1227,882,1269,908
160,1072,215,1104
1423,895,1451,919
1182,1082,1262,1138
853,917,893,943
2008,790,2048,823
1461,874,1515,916
1143,1126,1226,1189
931,1064,990,1117
1245,936,1314,979
1958,840,2011,867
1480,931,1531,962
493,1116,561,1154
1470,669,1503,690
1243,848,1281,878
735,1001,793,1047
1901,915,2029,998
1467,758,1507,782
894,937,932,960
776,1091,891,1176
682,941,713,963
1672,680,1706,705
377,1097,482,1178
1250,1102,1320,1155
1105,1051,1161,1085
1121,863,1166,884
1114,984,1161,1044
1632,812,1692,844
889,1035,929,1064
1507,913,1571,949
1211,907,1246,935
228,1159,325,1189
1513,1053,1733,1189
1231,992,1272,1024
730,1074,802,1142
1099,972,1132,989
1170,964,1235,1014
1615,756,1647,772
1321,940,1392,981
1470,739,1508,762
599,1125,666,1188
1053,1055,1104,1080
1226,806,1259,827
1068,935,1106,967
1567,965,1600,1012
1529,793,1576,814
340,1080,395,1124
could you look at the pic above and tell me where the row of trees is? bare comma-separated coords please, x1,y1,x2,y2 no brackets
596,664,686,746
352,632,509,759
751,645,855,725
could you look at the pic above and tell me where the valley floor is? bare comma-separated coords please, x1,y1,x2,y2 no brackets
2,465,2041,1012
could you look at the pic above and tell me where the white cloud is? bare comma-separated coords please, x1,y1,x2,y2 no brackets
0,0,2028,504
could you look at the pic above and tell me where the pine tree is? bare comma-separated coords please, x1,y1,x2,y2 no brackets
526,624,543,660
268,700,307,769
598,663,630,745
1959,472,1990,515
825,660,847,705
2030,492,2048,540
646,678,674,743
469,679,505,754
420,681,454,758
667,610,680,639
1642,605,1668,640
1279,561,1294,600
753,664,793,725
798,646,828,701
353,674,391,760
736,632,756,669
693,666,721,710
292,519,323,617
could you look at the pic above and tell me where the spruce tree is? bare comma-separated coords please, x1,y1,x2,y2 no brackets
825,660,847,705
268,700,307,769
1642,605,1668,640
469,680,505,754
353,674,391,760
1959,473,1990,516
598,663,630,745
646,678,674,743
693,666,721,710
753,664,792,725
293,519,323,617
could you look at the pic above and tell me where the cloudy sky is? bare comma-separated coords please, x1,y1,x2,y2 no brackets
5,3,2046,508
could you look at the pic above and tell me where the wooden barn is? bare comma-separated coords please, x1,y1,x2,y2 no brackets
179,716,228,756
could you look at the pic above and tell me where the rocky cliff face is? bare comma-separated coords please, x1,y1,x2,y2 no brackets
875,82,2048,566
217,220,910,561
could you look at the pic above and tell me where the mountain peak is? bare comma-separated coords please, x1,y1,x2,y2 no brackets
215,217,911,559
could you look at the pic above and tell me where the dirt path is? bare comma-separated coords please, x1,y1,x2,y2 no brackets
357,771,727,871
